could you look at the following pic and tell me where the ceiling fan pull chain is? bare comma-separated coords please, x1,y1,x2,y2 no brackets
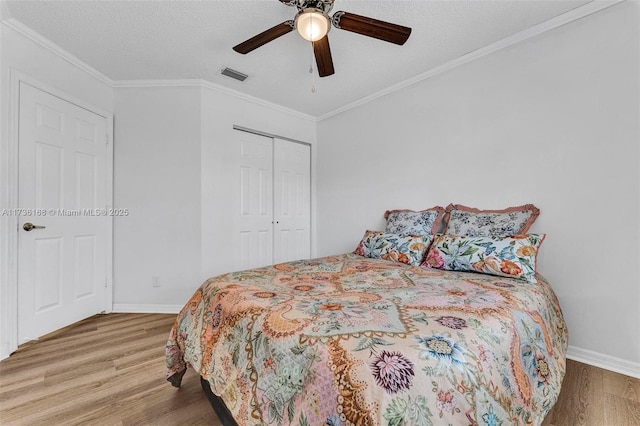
309,42,316,93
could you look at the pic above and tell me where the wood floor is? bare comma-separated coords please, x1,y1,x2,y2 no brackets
0,313,638,426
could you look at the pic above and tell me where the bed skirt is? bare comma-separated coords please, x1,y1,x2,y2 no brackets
200,376,239,426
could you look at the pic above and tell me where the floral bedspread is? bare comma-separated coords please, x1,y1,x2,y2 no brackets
166,253,568,426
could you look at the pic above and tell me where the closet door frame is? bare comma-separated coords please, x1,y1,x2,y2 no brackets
231,126,312,269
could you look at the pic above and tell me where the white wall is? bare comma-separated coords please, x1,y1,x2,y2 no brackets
113,86,202,308
200,87,317,279
112,85,316,309
0,22,113,358
316,2,639,372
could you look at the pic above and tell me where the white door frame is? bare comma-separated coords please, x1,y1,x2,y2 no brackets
232,126,312,266
0,70,114,360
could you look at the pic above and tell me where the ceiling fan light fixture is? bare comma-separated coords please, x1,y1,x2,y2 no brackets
295,9,329,42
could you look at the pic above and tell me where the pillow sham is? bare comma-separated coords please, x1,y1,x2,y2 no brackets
354,230,432,266
443,204,540,238
384,206,445,236
422,233,545,283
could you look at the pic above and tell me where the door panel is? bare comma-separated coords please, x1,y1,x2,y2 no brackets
75,153,97,207
74,235,96,299
18,82,107,343
33,237,63,312
231,131,274,270
273,138,311,264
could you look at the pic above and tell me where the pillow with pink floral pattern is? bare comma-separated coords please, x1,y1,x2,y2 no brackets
422,234,545,282
354,230,433,266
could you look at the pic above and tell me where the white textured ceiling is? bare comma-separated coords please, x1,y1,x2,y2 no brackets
4,0,593,117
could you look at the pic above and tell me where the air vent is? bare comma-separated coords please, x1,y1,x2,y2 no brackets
220,67,248,82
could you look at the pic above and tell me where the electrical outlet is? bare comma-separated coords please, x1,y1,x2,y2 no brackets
152,276,160,288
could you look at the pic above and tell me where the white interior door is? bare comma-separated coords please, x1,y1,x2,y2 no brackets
273,138,311,264
17,82,108,343
231,131,274,270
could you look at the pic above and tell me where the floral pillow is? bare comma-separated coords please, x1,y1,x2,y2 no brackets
443,204,540,238
354,230,433,266
422,233,546,282
384,206,445,236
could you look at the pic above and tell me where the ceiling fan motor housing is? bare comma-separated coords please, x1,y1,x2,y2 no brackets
279,0,335,14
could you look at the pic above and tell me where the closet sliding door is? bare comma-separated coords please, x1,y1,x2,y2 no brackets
273,138,311,264
230,130,310,271
232,131,274,270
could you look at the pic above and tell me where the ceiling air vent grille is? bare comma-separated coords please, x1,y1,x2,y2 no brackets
220,67,248,82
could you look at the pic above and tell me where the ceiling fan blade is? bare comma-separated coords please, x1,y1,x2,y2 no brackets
332,11,411,45
313,35,335,77
233,21,294,54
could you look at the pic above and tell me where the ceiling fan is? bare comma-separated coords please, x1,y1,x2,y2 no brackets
232,0,412,77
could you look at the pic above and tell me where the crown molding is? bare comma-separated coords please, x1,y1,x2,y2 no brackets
112,79,202,89
199,79,317,122
3,17,314,122
114,78,317,122
2,1,624,122
317,0,625,121
2,18,114,87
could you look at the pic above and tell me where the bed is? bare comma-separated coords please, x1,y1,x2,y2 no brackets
166,250,567,425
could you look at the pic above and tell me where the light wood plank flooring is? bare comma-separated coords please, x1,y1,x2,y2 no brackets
0,313,638,425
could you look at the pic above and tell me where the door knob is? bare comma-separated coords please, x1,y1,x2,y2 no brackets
23,222,46,231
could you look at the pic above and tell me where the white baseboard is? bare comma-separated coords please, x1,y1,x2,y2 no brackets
112,304,182,314
567,345,640,379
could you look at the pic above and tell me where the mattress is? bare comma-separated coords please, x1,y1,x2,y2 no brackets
166,253,568,425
